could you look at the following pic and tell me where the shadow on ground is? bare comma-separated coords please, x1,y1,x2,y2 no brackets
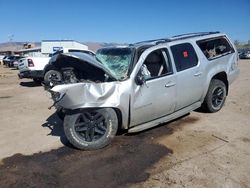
0,114,199,188
42,112,72,147
19,81,41,87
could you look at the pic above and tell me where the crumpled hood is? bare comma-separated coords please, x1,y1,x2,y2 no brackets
49,52,118,81
51,82,121,109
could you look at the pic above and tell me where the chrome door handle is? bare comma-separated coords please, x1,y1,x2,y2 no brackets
165,82,176,88
194,72,202,76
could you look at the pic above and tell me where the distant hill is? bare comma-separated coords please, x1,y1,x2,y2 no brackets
0,42,40,51
0,41,124,52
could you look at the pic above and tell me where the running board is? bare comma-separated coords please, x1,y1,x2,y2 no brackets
128,102,201,133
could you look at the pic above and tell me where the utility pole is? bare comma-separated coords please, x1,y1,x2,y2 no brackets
8,34,14,54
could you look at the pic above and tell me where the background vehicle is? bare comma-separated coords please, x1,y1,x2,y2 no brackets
18,48,94,83
2,56,9,65
0,55,6,65
18,56,50,82
2,56,8,65
3,55,22,67
13,58,23,69
46,32,239,150
239,50,250,59
3,55,24,67
43,49,95,84
13,60,19,69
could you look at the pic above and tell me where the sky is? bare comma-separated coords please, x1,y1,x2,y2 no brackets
0,0,249,43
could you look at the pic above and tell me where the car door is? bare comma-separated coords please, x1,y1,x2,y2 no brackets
130,47,177,126
170,42,204,110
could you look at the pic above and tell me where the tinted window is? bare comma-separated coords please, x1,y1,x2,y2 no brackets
197,37,234,60
170,43,198,72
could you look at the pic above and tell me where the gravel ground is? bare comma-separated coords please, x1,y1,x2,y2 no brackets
0,60,249,188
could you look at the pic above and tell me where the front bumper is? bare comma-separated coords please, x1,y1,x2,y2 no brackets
18,70,43,79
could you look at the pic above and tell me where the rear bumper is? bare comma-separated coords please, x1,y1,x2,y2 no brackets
18,70,43,79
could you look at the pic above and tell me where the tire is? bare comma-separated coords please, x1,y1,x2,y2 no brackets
64,108,118,150
202,79,227,113
44,70,62,83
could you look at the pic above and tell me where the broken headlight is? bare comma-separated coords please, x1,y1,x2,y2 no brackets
51,91,62,102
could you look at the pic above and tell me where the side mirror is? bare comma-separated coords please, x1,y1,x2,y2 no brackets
135,74,145,85
135,68,146,85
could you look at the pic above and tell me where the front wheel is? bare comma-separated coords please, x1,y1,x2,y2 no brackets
202,79,227,113
44,70,62,85
64,108,118,150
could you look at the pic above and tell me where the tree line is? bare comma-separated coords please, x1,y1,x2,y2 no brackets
234,40,250,49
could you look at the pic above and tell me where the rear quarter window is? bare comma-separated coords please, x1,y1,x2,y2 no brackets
196,37,234,60
170,43,198,72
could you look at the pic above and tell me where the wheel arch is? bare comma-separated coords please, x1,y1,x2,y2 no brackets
112,107,127,133
201,71,229,103
43,64,56,77
64,107,127,131
211,72,229,95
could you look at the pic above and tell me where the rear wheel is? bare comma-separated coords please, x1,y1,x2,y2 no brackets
64,108,118,150
202,79,227,113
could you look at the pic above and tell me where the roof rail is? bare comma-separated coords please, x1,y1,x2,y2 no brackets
170,31,220,41
134,38,171,45
132,31,220,47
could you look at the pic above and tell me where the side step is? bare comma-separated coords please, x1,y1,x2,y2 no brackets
128,102,201,133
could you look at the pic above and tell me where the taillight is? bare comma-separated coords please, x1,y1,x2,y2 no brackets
27,59,34,67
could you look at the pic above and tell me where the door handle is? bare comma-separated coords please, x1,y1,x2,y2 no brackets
194,72,202,77
165,82,176,88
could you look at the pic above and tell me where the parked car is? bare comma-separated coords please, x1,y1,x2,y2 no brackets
3,55,24,67
2,56,9,65
239,50,250,59
18,49,94,83
0,55,6,65
44,32,239,150
18,56,50,82
3,55,12,66
13,58,23,69
43,48,95,84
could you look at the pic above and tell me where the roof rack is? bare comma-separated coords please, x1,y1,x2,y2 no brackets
133,38,171,46
132,31,220,47
169,31,220,41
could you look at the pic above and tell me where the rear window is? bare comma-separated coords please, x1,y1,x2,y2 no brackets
170,43,198,72
197,37,234,60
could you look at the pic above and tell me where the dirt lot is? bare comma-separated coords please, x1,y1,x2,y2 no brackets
0,60,249,188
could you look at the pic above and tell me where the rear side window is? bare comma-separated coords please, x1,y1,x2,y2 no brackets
197,37,234,60
170,43,198,72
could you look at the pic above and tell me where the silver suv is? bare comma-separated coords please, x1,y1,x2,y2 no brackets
45,32,239,150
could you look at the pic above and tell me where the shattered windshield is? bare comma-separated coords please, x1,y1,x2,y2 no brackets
96,48,133,80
